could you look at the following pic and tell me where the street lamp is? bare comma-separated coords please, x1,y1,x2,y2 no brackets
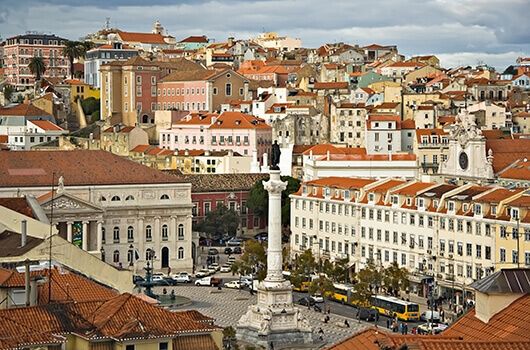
100,247,105,262
129,244,134,267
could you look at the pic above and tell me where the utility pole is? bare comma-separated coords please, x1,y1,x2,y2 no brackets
48,172,55,304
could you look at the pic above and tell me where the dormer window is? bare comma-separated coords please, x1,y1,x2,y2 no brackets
324,187,331,197
474,204,482,215
511,208,520,220
433,200,439,208
448,201,455,211
344,190,351,200
463,203,468,212
313,187,317,196
491,205,497,215
302,185,308,195
391,195,398,205
368,193,375,202
418,198,425,208
406,198,412,206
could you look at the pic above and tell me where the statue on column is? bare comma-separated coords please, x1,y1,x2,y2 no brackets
271,140,281,170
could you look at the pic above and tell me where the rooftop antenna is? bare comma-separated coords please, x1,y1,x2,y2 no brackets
105,17,111,30
48,172,55,304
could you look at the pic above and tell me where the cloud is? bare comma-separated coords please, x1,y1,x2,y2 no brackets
0,0,527,68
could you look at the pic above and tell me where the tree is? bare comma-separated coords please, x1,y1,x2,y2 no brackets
325,257,350,283
63,41,93,79
383,262,410,296
29,56,46,82
195,205,239,240
230,239,267,281
2,85,14,102
246,175,300,225
354,261,384,306
222,326,239,350
81,97,100,116
308,275,334,298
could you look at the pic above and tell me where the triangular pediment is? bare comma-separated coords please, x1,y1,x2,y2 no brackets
40,192,103,214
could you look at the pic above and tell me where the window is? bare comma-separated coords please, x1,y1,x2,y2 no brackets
160,194,170,200
111,195,121,201
125,195,135,201
162,224,168,240
178,224,184,240
113,227,120,243
213,87,218,95
500,248,506,262
146,225,152,241
127,226,134,242
512,250,519,263
178,247,184,260
126,345,135,350
159,343,168,350
113,250,120,263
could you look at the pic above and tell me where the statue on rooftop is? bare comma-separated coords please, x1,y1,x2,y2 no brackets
271,140,281,170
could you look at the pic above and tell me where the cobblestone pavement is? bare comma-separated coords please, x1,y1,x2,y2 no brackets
162,285,375,347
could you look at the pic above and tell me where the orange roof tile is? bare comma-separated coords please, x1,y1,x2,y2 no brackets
117,30,167,44
401,119,416,129
306,177,375,190
486,139,530,173
313,82,349,89
505,195,530,208
209,112,271,130
29,120,63,131
0,104,52,117
474,188,524,203
302,144,367,156
392,182,435,196
416,128,448,143
497,159,530,180
387,61,425,68
368,179,406,193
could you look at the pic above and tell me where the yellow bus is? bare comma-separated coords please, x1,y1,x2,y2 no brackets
370,295,419,321
282,271,311,292
327,283,370,307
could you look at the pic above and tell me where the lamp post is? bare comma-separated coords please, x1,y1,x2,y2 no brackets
129,244,134,267
100,247,105,262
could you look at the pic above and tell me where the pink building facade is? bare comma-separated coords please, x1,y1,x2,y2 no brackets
156,80,210,112
160,111,272,163
3,34,70,89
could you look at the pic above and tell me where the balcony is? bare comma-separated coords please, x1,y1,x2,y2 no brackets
421,162,439,169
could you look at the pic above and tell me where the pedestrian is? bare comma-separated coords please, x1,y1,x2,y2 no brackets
327,305,331,314
318,327,324,335
324,315,330,323
269,341,274,350
386,318,390,329
375,312,379,323
344,319,350,328
399,322,404,334
391,321,397,332
403,322,408,334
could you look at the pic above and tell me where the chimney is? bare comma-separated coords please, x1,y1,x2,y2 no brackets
326,150,330,161
29,277,39,306
21,219,27,247
24,260,30,306
228,37,234,46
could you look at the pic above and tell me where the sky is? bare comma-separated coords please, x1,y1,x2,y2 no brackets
0,0,528,69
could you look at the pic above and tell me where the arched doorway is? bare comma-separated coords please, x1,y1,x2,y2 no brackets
161,247,169,268
191,242,197,265
142,114,150,124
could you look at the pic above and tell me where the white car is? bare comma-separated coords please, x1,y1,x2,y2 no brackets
152,273,165,282
195,269,211,278
224,280,242,289
310,294,324,303
208,263,220,271
417,322,448,335
421,310,441,322
220,265,231,273
172,272,191,283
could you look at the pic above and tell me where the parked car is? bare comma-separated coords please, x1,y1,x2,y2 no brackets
227,237,243,246
220,265,231,273
172,272,192,283
232,246,242,254
208,248,219,255
194,277,223,287
224,280,242,289
228,256,236,262
224,247,233,255
356,308,378,322
133,275,145,285
310,293,324,303
297,297,316,307
254,232,268,241
421,310,441,322
195,269,211,278
417,322,448,335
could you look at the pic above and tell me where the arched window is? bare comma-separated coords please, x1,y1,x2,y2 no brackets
178,247,184,260
127,249,134,263
146,248,155,260
178,224,184,240
111,195,121,201
101,227,106,244
113,250,120,263
162,224,168,240
127,226,134,242
113,227,120,243
160,194,170,200
225,83,232,96
100,196,107,202
146,225,152,241
125,195,135,201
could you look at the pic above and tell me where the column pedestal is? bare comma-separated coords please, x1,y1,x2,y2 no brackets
82,221,88,251
237,170,313,348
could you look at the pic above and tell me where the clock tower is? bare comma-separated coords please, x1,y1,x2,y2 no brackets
438,110,495,182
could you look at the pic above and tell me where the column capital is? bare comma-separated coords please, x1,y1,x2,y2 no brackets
82,220,89,225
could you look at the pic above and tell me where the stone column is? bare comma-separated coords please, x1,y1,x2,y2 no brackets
138,218,144,261
66,221,73,243
82,221,88,251
263,170,286,282
154,216,161,265
96,221,103,252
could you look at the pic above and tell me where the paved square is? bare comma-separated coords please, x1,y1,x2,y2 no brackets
162,285,373,346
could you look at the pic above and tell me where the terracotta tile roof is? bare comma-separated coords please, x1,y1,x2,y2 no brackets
0,230,43,258
401,119,416,129
305,177,375,190
368,114,400,122
420,184,458,199
505,195,530,208
0,150,186,188
209,112,270,130
160,69,217,82
313,82,349,89
174,113,218,126
130,144,152,153
29,120,63,131
375,102,400,109
0,197,35,218
172,334,218,350
447,186,490,201
444,294,530,341
486,139,530,173
0,135,8,143
368,180,406,194
0,104,52,117
497,159,530,180
117,30,167,44
179,35,208,43
438,116,456,125
392,182,435,196
102,125,135,133
361,87,376,94
387,61,425,68
482,129,510,140
319,153,416,161
292,144,313,154
302,144,366,156
474,188,523,203
165,173,268,193
416,128,448,143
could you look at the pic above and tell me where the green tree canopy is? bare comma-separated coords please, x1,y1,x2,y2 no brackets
63,41,94,79
382,262,410,296
195,204,239,240
81,97,100,116
246,175,300,225
2,85,14,102
29,56,46,82
230,239,267,281
308,275,334,297
324,257,350,283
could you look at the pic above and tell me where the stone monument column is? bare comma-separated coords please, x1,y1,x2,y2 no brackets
237,169,313,348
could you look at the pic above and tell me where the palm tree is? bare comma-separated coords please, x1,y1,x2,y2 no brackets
29,56,46,82
62,41,82,79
